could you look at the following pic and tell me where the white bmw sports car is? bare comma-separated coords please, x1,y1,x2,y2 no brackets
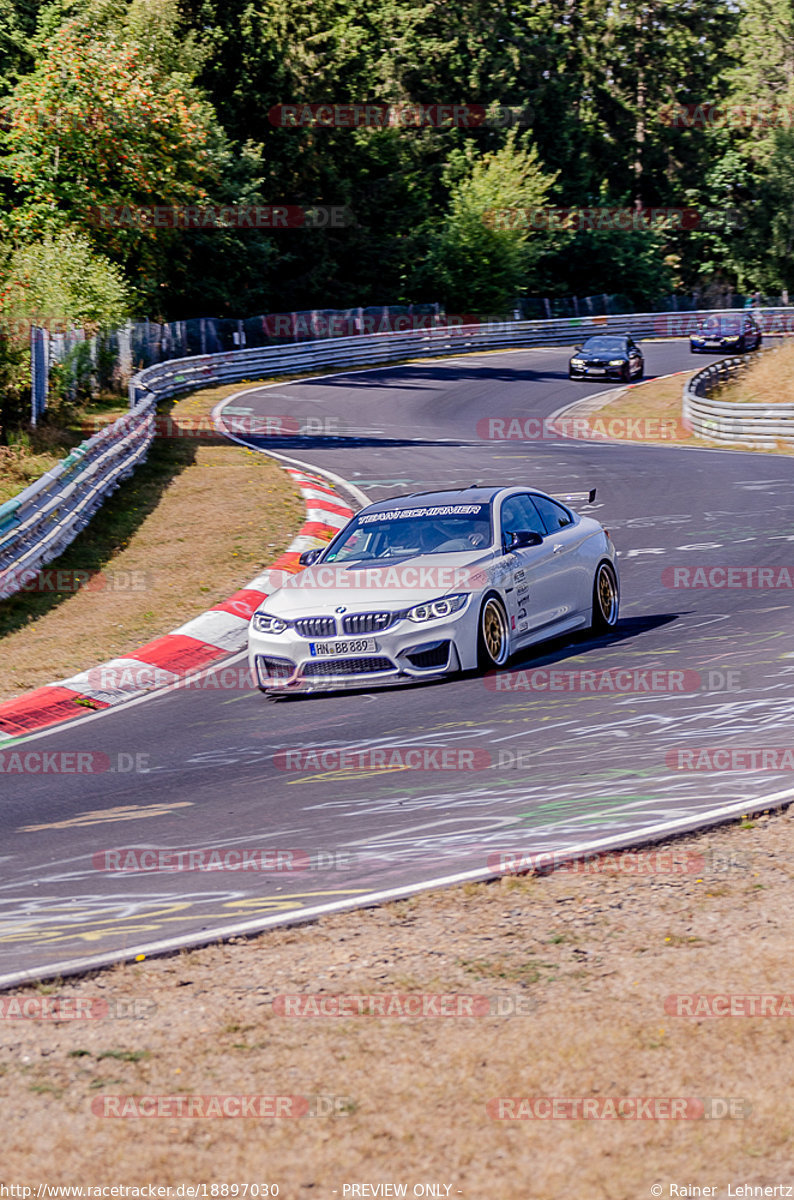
248,485,619,692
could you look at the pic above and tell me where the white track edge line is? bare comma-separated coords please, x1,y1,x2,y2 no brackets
1,784,791,991
212,388,370,507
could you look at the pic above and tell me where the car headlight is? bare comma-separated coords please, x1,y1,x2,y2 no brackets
608,358,625,365
407,593,469,622
570,358,585,367
251,610,288,634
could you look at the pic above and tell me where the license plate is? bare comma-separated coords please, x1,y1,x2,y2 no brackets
310,638,378,656
705,341,721,348
586,368,606,375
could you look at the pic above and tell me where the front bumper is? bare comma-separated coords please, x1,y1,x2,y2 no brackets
569,363,627,379
690,339,741,352
247,606,476,692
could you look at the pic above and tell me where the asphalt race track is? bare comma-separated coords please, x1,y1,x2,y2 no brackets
3,338,794,987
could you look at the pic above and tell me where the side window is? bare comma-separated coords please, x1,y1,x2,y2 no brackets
500,494,546,546
530,495,574,533
326,525,369,561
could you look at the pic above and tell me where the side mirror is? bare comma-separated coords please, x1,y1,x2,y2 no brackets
508,529,543,551
298,548,323,566
574,344,583,351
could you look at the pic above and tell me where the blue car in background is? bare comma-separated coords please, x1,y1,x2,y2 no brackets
690,314,762,353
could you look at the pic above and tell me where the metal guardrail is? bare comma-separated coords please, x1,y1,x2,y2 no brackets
4,306,794,603
682,352,794,446
0,393,155,599
127,307,794,408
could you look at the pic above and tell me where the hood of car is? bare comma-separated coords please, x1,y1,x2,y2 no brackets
574,350,625,361
260,550,494,616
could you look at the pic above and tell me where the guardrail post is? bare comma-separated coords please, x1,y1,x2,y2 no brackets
118,321,133,384
30,325,48,427
30,324,38,429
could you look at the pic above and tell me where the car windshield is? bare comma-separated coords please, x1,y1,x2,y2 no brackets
698,317,742,333
580,337,627,353
324,503,493,561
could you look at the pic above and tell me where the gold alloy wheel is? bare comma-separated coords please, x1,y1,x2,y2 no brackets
597,564,618,625
482,598,509,666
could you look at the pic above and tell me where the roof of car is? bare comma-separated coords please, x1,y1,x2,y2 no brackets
361,486,506,515
581,334,628,344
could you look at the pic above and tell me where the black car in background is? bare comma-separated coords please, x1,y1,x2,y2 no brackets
568,335,644,381
689,314,762,353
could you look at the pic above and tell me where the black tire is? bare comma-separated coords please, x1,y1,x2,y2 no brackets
591,562,619,632
477,595,511,670
621,364,631,382
635,364,644,380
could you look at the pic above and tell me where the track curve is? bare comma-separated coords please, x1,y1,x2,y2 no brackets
3,339,794,987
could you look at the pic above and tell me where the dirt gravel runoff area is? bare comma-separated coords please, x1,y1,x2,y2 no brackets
567,350,794,454
1,806,792,1196
714,338,794,404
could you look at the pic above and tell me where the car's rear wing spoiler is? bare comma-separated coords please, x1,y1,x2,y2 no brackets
555,488,597,506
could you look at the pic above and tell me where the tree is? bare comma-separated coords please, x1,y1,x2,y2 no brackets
0,228,131,331
593,0,737,202
0,6,265,313
0,0,753,315
416,134,563,312
1,17,215,240
694,0,794,294
725,0,794,150
0,227,130,434
0,0,40,92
